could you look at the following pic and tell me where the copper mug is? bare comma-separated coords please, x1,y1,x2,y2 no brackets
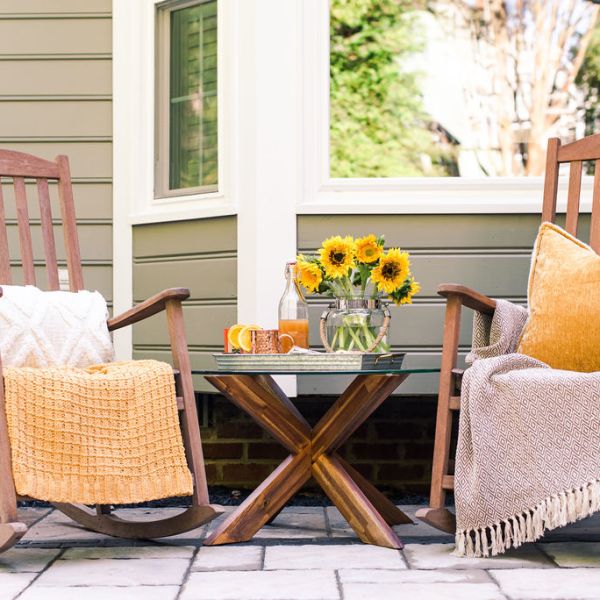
250,329,294,354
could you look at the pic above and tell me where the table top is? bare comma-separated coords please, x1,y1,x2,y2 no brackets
192,367,440,376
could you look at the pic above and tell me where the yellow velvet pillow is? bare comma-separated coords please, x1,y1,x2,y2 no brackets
517,222,600,372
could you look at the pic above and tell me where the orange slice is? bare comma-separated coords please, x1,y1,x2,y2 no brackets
238,325,263,353
227,324,246,350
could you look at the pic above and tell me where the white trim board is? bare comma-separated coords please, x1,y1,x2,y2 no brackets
235,0,301,395
297,177,595,215
112,0,140,360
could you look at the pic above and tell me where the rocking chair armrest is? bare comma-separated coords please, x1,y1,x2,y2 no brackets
107,288,190,331
437,283,496,316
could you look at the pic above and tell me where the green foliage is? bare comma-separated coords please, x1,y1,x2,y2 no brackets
578,25,600,138
330,0,448,177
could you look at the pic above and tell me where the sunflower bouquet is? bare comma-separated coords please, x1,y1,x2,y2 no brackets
296,235,419,353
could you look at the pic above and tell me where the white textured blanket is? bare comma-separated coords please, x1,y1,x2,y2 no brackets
0,285,114,368
455,299,600,557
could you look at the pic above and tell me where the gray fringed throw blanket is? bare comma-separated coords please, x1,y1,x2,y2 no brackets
455,299,600,557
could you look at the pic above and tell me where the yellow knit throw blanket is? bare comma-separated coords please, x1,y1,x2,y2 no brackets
5,360,193,504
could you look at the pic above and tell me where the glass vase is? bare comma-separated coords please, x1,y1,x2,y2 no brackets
320,297,391,353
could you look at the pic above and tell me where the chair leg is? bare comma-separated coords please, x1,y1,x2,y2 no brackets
0,378,27,552
416,296,461,534
0,522,27,552
165,299,210,506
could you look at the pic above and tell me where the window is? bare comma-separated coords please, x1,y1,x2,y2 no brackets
156,0,218,197
329,1,599,179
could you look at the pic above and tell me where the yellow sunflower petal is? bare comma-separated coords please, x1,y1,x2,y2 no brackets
355,234,383,264
371,248,410,294
297,260,323,292
318,235,356,279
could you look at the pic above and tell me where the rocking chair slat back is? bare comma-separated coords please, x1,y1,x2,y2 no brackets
0,150,83,291
591,162,600,253
557,132,600,163
36,178,59,291
541,138,560,223
56,155,83,292
565,161,582,237
14,176,36,286
0,150,59,179
541,134,600,252
0,184,11,284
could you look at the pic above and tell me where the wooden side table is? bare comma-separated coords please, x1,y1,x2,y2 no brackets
195,366,439,549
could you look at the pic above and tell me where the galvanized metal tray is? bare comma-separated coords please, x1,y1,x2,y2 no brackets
212,352,405,372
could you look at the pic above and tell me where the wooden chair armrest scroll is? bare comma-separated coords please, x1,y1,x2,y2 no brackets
107,288,191,331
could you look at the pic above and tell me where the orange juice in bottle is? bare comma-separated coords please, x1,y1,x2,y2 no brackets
278,262,309,353
279,319,309,351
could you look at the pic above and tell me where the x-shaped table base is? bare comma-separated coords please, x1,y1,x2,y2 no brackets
204,372,412,548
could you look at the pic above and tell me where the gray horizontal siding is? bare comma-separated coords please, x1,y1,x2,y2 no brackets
133,216,237,391
297,213,591,395
0,16,111,56
0,5,112,301
0,0,111,13
0,60,110,95
0,101,111,137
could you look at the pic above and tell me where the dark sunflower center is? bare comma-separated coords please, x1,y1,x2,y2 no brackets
382,263,399,279
330,251,346,265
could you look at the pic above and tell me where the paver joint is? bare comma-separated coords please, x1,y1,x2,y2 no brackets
1,506,600,600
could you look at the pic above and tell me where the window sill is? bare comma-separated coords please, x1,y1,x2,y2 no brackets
130,200,237,225
298,176,593,214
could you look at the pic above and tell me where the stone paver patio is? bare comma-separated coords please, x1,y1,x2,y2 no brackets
2,505,600,599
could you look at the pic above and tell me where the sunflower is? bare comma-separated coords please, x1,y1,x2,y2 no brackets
396,280,421,305
318,236,355,279
355,234,383,264
371,248,410,294
297,258,323,293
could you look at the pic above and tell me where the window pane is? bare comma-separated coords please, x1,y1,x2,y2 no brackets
330,1,600,178
169,1,217,190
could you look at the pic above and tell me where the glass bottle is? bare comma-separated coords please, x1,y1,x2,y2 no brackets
278,261,309,352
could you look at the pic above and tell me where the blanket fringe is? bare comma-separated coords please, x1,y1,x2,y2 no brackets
455,478,600,557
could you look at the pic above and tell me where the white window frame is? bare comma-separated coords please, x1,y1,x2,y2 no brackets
300,1,593,215
155,0,219,199
120,0,237,225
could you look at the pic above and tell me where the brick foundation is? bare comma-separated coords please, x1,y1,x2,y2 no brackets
198,394,438,495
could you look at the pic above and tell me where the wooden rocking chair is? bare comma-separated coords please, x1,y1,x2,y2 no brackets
416,133,600,533
0,150,222,553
